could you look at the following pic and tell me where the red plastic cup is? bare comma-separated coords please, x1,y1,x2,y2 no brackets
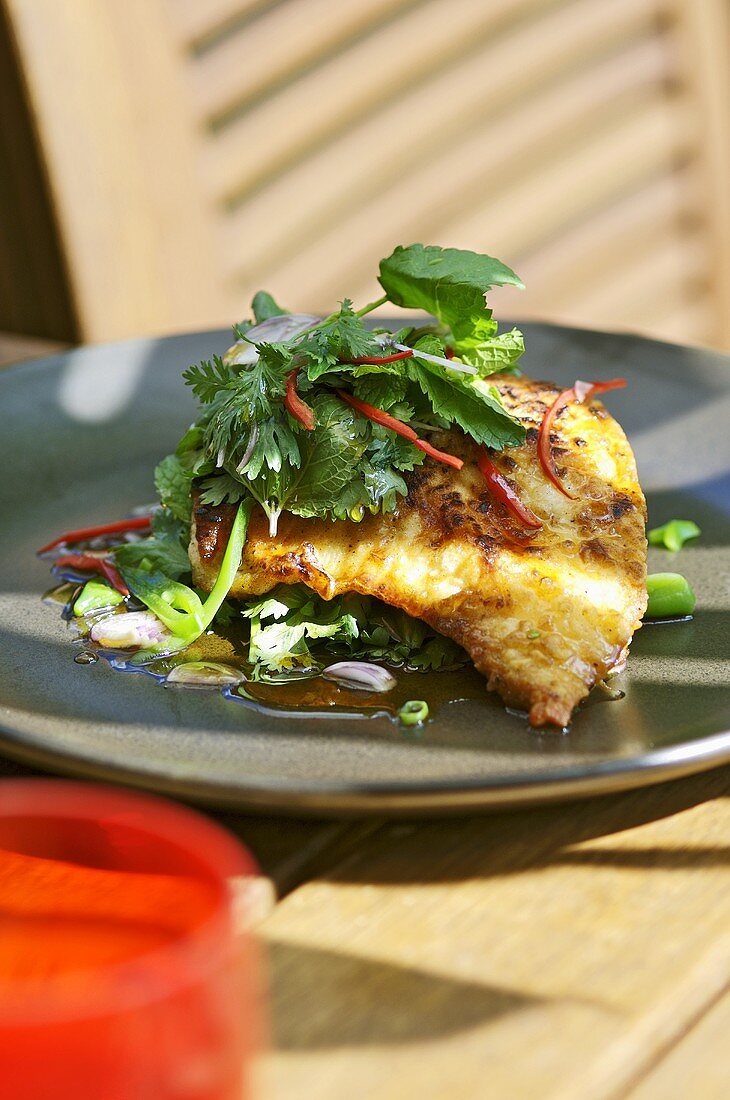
0,780,260,1100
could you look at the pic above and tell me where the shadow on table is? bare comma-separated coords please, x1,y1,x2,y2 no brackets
318,764,730,886
267,940,544,1050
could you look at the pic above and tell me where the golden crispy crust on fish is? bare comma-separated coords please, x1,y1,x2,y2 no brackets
190,375,647,727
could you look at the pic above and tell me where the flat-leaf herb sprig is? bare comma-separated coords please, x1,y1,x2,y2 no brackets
172,243,527,535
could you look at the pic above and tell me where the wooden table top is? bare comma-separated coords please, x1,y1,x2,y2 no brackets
3,334,729,1099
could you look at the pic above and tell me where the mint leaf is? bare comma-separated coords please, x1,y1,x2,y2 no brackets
457,326,525,375
279,393,370,517
154,455,193,522
410,337,525,449
252,291,288,323
379,243,522,338
352,373,409,410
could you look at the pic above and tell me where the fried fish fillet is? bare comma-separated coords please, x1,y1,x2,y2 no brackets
190,375,647,727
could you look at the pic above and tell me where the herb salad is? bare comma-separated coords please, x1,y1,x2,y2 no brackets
38,242,699,728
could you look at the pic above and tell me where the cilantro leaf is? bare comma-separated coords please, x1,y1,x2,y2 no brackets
198,474,248,507
154,455,193,522
203,345,291,460
183,356,234,404
238,584,468,674
302,301,381,381
113,508,191,580
240,415,301,481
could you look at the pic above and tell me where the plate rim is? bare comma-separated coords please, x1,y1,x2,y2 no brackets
2,320,729,814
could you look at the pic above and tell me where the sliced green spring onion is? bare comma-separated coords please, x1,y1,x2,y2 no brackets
648,519,701,552
398,700,429,726
121,499,253,649
73,579,124,616
646,573,696,618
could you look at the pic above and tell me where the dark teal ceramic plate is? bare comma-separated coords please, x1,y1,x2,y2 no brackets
0,324,728,814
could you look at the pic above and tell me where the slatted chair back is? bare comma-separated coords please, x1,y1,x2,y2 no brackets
3,0,729,346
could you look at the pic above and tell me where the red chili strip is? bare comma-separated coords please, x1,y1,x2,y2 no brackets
349,349,413,366
538,378,626,499
284,368,315,430
337,389,463,469
477,449,542,530
54,554,130,597
38,516,152,555
336,389,418,441
414,439,463,470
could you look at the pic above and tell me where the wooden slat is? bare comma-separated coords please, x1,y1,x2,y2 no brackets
560,233,705,329
255,767,730,1100
201,0,550,204
627,989,730,1099
640,296,712,346
220,0,660,284
0,2,77,341
515,171,694,310
167,0,272,48
246,74,684,312
189,0,421,125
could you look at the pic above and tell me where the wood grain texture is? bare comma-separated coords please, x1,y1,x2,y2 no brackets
627,987,730,1099
255,767,730,1099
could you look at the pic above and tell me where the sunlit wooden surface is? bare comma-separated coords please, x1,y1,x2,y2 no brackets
0,326,727,1100
3,0,730,348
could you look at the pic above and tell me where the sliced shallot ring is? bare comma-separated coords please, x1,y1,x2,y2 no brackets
322,661,396,692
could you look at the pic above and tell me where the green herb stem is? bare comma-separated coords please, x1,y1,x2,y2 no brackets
355,294,388,318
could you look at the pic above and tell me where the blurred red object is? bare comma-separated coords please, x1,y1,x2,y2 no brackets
0,780,261,1099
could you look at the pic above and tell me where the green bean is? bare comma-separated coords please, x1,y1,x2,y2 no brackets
398,700,429,726
648,519,700,552
645,573,696,618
